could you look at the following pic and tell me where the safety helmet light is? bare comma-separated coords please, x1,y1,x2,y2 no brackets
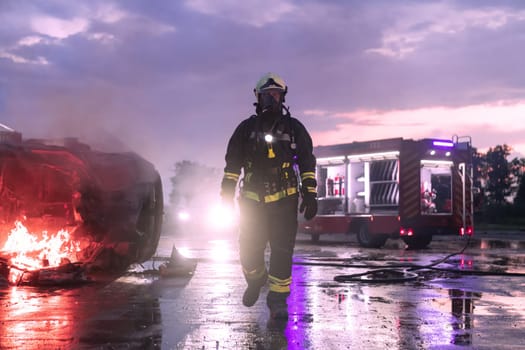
264,134,273,142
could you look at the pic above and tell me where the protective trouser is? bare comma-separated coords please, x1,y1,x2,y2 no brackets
238,194,298,299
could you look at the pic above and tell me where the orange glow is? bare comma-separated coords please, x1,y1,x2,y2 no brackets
1,221,81,284
2,287,76,350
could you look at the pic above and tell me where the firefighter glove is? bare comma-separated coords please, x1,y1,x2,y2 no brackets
220,177,237,207
299,193,317,220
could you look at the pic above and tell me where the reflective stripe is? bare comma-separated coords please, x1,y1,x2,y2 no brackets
243,266,267,282
268,275,291,293
244,191,260,201
224,172,240,181
267,143,276,158
301,171,317,195
264,187,297,202
301,172,315,181
242,187,298,203
304,186,316,194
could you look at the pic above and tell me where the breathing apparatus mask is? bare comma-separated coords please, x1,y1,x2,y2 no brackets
259,88,284,114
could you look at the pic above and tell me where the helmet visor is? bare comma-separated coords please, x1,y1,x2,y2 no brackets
260,88,283,100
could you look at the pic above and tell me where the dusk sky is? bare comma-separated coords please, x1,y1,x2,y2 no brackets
1,0,524,197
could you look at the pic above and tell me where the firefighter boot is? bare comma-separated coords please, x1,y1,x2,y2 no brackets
242,270,268,307
266,291,289,320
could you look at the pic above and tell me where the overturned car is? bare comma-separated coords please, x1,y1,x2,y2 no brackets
0,127,163,286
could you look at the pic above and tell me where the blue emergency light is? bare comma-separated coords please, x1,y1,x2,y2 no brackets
432,140,454,148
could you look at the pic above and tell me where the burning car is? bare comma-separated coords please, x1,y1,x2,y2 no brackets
0,126,163,286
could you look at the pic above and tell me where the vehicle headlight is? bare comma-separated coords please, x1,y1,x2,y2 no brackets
208,203,237,230
177,210,190,221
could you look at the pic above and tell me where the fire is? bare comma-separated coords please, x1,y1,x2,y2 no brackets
1,221,81,284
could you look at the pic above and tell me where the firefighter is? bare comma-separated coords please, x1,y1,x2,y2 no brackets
220,72,317,320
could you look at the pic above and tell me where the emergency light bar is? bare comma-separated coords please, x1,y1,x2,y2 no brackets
347,151,399,162
316,156,346,165
432,140,454,148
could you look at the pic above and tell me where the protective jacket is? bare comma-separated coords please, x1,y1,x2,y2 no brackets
221,112,316,203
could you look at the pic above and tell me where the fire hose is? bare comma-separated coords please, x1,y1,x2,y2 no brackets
294,236,525,283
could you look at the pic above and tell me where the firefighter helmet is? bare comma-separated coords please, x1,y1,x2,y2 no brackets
254,72,288,97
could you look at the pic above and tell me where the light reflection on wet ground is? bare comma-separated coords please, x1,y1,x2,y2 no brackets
1,232,525,349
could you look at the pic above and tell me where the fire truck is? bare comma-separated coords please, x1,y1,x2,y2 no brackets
299,136,474,249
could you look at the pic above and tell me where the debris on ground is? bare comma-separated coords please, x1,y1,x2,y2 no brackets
158,245,197,278
0,255,91,286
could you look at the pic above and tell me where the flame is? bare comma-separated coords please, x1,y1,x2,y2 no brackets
1,221,81,284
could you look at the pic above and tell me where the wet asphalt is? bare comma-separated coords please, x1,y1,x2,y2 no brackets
1,230,525,350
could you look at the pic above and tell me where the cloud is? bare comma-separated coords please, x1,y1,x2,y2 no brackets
18,35,46,46
366,3,525,59
91,3,127,24
30,15,89,39
0,2,175,65
0,51,49,65
86,32,116,44
184,0,296,27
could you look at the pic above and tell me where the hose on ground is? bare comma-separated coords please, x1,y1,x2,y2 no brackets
293,236,525,283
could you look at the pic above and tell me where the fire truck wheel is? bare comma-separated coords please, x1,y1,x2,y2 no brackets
357,224,387,248
402,235,432,250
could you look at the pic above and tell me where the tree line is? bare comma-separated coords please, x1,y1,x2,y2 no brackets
473,144,525,225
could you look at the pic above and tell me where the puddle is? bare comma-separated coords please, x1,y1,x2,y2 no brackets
478,239,525,250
